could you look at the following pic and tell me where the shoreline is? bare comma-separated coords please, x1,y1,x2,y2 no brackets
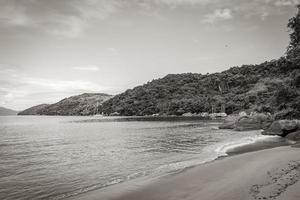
71,146,300,200
70,138,298,200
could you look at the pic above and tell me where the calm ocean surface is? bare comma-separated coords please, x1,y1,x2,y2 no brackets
0,116,280,200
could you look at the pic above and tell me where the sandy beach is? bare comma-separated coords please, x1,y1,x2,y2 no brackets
72,145,300,200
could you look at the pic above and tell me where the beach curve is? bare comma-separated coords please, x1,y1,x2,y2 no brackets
71,146,300,200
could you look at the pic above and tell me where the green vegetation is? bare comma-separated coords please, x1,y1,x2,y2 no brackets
19,93,112,116
18,104,49,115
100,4,300,119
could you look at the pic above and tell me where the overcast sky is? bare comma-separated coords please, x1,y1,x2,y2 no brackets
0,0,299,110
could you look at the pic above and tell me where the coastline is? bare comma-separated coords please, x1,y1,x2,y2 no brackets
70,142,300,200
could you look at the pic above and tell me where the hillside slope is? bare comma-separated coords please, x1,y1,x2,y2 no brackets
18,104,50,115
0,107,18,116
100,59,299,118
34,93,112,116
18,93,112,116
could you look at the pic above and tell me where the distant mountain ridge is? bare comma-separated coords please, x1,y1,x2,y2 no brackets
0,107,18,116
18,93,112,116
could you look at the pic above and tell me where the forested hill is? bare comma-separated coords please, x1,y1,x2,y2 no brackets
18,104,49,115
100,4,300,119
100,58,300,118
19,93,112,116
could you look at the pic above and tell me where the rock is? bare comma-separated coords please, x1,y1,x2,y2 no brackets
218,114,239,129
219,122,235,129
285,130,300,141
215,112,227,117
234,113,273,131
253,113,274,129
262,120,300,137
209,113,227,119
239,111,247,117
218,113,272,131
234,116,262,131
110,112,120,116
200,112,209,117
182,112,193,117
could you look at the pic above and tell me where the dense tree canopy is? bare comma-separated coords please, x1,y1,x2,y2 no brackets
99,58,299,118
287,4,300,53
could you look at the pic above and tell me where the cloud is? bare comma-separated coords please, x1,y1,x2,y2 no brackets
202,8,233,24
23,78,106,92
45,16,87,38
0,4,32,27
153,0,213,6
0,0,297,37
0,65,108,110
73,65,100,71
274,0,299,7
107,47,119,55
0,0,123,37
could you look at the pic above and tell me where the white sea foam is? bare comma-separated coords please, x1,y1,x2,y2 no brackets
134,134,282,182
213,135,280,156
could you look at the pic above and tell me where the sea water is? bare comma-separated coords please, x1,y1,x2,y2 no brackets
0,116,283,200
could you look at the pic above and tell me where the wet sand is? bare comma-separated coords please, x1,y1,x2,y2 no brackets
72,146,300,200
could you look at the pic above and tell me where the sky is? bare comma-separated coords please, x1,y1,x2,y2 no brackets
0,0,299,110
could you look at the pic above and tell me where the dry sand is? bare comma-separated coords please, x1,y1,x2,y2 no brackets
71,146,300,200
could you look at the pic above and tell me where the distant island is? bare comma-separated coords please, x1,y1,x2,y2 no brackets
0,107,18,116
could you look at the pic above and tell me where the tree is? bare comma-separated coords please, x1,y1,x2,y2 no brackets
287,4,300,52
286,4,300,68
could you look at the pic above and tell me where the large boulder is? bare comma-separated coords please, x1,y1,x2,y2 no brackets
234,113,273,131
262,120,300,136
219,113,273,131
285,130,300,141
234,116,262,131
219,114,239,129
182,112,193,117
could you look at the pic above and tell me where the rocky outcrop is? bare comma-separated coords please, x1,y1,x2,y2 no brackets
262,120,300,137
261,120,300,142
219,113,273,131
285,130,300,141
234,116,262,131
218,114,239,129
234,113,273,131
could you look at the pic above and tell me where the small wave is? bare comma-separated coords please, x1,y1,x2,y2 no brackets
213,135,280,156
50,178,125,200
151,135,282,177
51,134,281,200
